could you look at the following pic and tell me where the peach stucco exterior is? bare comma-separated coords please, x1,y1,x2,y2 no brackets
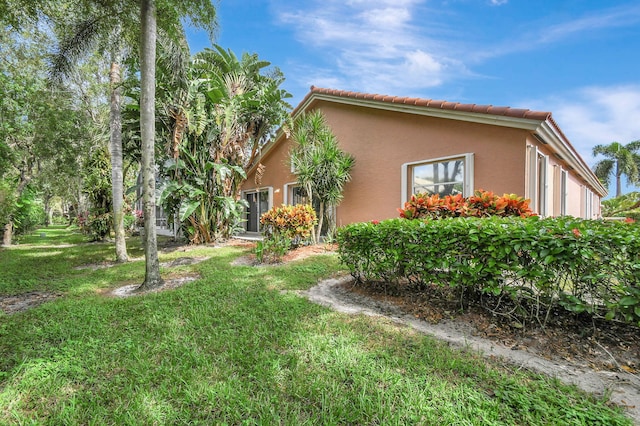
241,87,606,231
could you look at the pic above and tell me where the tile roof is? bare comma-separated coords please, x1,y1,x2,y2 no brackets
305,86,552,121
282,85,605,197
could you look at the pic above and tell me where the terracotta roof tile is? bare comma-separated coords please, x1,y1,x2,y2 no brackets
308,86,551,121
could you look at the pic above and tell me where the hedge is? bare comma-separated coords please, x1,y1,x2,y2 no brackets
337,216,640,327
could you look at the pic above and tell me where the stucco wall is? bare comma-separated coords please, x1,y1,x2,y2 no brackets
319,101,531,224
246,100,532,225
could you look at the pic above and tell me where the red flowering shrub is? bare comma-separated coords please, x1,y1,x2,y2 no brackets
398,189,534,220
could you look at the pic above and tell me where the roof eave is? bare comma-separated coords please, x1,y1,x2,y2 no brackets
535,120,607,197
304,92,544,131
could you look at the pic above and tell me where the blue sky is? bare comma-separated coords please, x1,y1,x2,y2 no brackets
186,0,640,196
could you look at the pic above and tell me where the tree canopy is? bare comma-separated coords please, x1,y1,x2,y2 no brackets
592,140,640,198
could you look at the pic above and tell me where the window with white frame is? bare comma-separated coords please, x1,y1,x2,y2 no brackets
527,145,548,217
401,153,474,204
560,169,568,216
582,186,594,219
284,182,330,235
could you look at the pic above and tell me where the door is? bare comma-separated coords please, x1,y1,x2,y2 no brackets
245,192,258,232
245,189,270,232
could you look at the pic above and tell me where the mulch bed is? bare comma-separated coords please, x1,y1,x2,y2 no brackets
343,279,640,374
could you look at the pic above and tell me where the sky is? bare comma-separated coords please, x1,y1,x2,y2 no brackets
186,0,640,197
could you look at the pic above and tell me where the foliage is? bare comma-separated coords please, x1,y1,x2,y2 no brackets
82,147,113,216
337,216,640,328
78,147,115,241
398,189,534,220
0,25,91,245
255,233,290,264
602,192,640,220
160,157,247,244
592,140,640,197
289,110,355,241
0,180,16,229
260,204,317,243
85,212,113,241
12,186,45,236
257,204,317,263
0,227,631,425
157,46,292,243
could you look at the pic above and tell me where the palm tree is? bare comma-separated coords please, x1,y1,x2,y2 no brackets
290,111,355,242
136,0,217,290
138,0,162,289
592,140,640,197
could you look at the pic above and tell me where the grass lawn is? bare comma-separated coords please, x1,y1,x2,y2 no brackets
0,226,633,425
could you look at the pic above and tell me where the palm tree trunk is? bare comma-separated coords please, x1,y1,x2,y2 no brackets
137,0,163,291
316,200,325,243
109,57,129,263
616,162,622,198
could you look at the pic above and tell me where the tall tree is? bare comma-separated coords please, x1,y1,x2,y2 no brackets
138,0,162,289
49,3,139,262
592,140,640,197
136,0,217,290
290,111,355,242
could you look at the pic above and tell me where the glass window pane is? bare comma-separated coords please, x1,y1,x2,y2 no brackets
411,158,464,197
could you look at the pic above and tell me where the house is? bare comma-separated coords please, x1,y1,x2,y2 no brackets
240,86,606,232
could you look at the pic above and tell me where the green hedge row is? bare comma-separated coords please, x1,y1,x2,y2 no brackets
337,217,640,327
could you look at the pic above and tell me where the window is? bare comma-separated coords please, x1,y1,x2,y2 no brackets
527,146,548,217
401,153,474,204
560,169,568,216
284,182,329,235
582,186,594,219
288,184,310,206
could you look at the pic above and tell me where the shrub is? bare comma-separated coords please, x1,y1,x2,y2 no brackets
260,204,317,246
85,213,112,241
13,187,45,236
337,216,640,328
398,189,534,220
258,204,317,263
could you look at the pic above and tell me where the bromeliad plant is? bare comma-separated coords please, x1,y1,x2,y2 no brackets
257,204,317,263
398,190,534,220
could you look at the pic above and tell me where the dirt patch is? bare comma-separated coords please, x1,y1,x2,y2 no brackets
108,273,200,298
231,243,337,266
160,256,210,267
302,276,640,423
0,291,63,315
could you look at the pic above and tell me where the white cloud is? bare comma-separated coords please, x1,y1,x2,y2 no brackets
277,0,458,95
490,0,508,5
529,85,640,166
540,4,640,44
359,7,411,27
476,3,640,60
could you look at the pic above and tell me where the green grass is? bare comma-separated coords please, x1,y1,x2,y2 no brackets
0,227,633,425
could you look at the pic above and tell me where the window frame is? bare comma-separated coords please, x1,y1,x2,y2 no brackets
241,187,273,232
582,186,594,219
401,153,474,205
527,145,549,217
